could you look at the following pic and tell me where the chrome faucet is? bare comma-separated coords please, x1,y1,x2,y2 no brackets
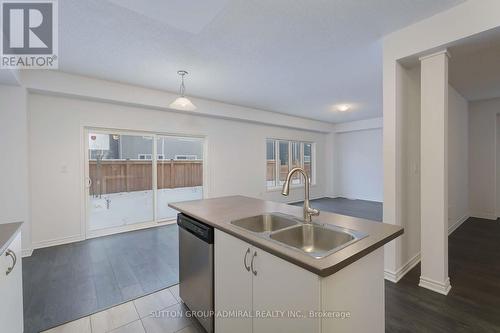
281,167,320,223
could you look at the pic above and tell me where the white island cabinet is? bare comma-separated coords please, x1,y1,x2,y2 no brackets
0,231,23,333
214,229,384,333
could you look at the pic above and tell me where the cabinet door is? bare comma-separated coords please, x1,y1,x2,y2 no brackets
252,249,321,333
214,230,253,333
0,232,23,333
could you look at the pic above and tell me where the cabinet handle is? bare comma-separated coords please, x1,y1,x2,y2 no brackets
251,251,257,276
243,248,251,272
5,249,16,276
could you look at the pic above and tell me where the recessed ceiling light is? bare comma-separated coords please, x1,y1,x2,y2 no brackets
337,104,350,112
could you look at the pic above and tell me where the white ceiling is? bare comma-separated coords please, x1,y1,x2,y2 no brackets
59,0,464,123
449,27,500,102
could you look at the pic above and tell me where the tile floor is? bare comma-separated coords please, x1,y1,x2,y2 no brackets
41,284,205,333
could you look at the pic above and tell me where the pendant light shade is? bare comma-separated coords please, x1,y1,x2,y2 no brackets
169,70,197,111
169,96,197,111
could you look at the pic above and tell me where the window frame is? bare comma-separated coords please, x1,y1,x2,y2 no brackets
266,138,316,191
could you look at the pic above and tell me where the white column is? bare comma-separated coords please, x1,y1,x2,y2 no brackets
419,50,451,295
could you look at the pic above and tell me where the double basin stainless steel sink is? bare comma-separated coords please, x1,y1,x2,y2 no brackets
230,213,368,259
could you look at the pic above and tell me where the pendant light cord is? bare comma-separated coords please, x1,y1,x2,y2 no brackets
179,73,186,97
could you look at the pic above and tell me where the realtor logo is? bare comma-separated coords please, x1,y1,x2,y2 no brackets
1,0,58,68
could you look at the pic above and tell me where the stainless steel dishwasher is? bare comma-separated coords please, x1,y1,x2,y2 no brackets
178,213,214,333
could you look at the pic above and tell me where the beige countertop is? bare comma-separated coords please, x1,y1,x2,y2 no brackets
169,196,403,277
0,222,23,255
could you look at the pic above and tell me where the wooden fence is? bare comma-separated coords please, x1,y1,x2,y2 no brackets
89,160,203,195
266,160,312,181
90,160,310,195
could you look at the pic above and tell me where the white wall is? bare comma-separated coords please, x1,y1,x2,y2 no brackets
0,85,31,252
333,127,383,202
28,93,328,248
399,65,421,277
448,86,469,229
382,64,422,282
469,97,500,219
383,0,500,281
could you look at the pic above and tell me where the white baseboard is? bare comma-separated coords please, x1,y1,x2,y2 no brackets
30,221,177,250
31,234,85,250
419,276,451,295
384,252,421,283
86,218,176,239
21,248,33,257
331,194,382,202
470,212,497,220
384,270,398,283
448,214,469,235
385,215,470,283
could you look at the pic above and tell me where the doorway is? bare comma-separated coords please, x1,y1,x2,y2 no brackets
84,128,204,238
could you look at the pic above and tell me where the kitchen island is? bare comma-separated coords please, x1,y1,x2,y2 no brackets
170,196,403,333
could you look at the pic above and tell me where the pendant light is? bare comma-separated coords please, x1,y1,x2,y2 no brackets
337,104,350,112
169,70,197,111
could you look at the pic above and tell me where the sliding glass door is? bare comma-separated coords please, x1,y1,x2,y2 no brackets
156,136,204,220
86,129,204,237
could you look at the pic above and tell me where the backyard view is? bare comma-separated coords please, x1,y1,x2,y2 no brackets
88,132,203,232
266,139,313,188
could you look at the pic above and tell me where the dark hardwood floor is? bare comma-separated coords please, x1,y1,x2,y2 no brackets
386,217,500,332
293,197,383,221
22,224,179,333
297,198,500,332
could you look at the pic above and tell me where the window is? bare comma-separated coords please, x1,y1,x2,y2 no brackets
290,141,301,184
138,154,152,160
266,139,276,188
304,143,312,177
278,141,289,185
174,154,198,160
266,139,315,189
